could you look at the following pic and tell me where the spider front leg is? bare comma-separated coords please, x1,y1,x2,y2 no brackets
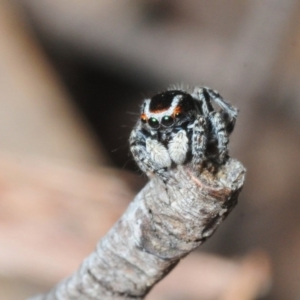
130,123,171,182
193,87,237,164
205,88,238,134
192,86,238,134
208,111,229,163
204,88,238,163
191,115,208,173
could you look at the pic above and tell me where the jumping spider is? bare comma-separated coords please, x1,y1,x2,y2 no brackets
130,86,238,181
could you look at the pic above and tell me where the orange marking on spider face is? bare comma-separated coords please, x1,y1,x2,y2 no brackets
140,113,147,121
173,106,182,116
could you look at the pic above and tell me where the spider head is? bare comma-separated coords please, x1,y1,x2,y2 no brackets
140,90,196,134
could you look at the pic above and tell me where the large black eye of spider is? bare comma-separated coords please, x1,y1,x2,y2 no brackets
148,117,160,128
161,116,174,127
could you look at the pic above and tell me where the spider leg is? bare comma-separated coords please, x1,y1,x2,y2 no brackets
204,87,238,134
192,87,214,116
208,111,229,163
192,87,231,164
191,115,208,172
129,122,171,182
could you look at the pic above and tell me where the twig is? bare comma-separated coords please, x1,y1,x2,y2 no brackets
30,158,245,300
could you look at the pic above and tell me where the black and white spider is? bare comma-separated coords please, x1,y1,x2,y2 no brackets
130,86,238,181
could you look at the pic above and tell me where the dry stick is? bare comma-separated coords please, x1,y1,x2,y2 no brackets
31,158,245,300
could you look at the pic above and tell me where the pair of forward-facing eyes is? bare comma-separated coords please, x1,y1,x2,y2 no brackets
140,111,182,129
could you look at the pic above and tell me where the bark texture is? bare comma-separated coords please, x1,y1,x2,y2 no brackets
30,158,245,300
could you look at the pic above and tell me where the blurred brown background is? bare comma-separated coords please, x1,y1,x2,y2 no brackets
1,0,300,299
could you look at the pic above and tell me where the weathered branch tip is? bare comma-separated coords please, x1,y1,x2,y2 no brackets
30,158,245,300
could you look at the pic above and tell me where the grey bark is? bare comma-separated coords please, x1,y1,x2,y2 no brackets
30,158,245,300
